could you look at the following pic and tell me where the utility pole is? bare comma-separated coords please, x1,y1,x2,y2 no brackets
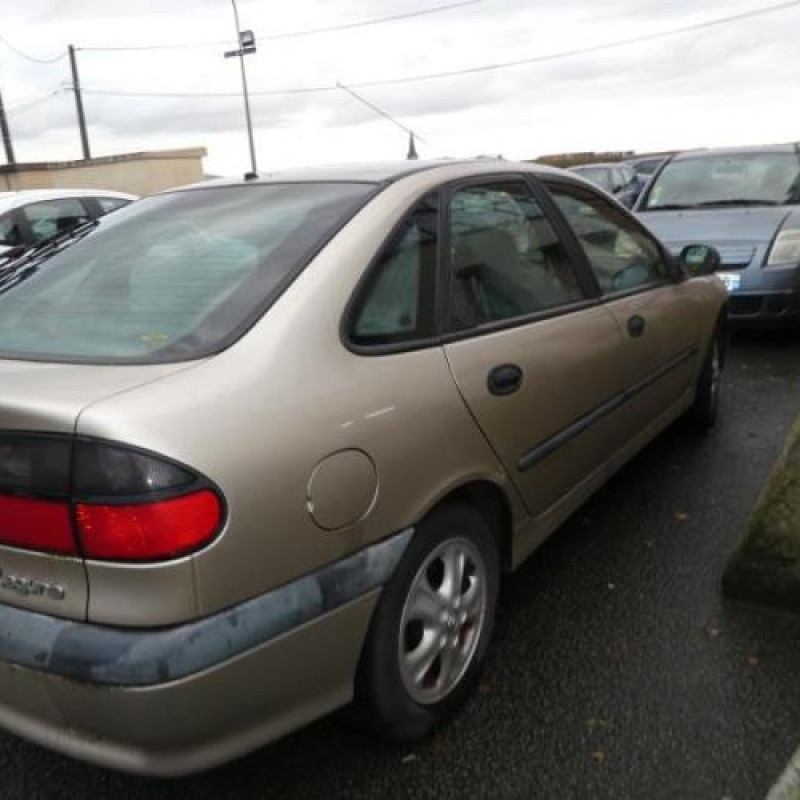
0,82,15,165
224,0,257,177
68,44,91,160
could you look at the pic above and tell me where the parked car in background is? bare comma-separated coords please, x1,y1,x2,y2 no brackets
625,155,668,179
0,189,135,257
0,160,726,776
636,144,800,327
569,162,640,208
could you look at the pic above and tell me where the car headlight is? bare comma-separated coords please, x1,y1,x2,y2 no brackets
766,229,800,266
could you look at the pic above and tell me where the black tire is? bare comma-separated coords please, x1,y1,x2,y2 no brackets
691,329,723,432
352,502,500,741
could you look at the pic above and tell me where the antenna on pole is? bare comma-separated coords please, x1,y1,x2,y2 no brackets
406,132,418,160
336,82,432,159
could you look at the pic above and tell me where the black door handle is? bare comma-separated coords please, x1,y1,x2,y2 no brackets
488,364,523,396
627,315,646,338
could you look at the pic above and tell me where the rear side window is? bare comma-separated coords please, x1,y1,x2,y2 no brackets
22,198,90,243
0,183,374,363
548,183,668,294
350,193,438,347
447,181,583,330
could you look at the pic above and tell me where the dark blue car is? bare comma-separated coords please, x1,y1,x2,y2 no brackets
635,144,800,327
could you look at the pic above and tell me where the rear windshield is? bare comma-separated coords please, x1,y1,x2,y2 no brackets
0,182,375,364
642,151,800,210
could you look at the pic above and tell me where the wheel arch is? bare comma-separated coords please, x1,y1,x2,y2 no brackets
419,478,517,574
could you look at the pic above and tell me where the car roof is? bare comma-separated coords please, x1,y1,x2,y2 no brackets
671,143,800,162
0,188,137,215
175,158,570,192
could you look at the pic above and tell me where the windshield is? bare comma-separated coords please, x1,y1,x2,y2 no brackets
0,182,374,364
574,167,612,191
642,151,800,210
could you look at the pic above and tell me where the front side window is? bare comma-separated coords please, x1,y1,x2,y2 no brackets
447,181,583,330
642,151,800,210
0,182,374,363
350,194,438,346
22,198,90,243
549,183,668,295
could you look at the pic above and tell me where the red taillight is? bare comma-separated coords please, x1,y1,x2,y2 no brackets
75,490,222,562
0,493,76,555
0,434,225,562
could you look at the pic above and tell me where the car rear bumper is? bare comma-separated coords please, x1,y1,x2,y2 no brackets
0,529,412,776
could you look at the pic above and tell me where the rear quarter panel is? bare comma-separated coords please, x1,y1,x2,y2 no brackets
76,171,524,622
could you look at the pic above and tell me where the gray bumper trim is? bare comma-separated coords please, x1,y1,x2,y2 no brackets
0,528,413,687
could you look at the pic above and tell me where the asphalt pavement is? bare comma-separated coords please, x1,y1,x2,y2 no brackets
2,330,800,800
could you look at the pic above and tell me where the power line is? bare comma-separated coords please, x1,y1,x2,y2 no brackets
0,33,66,64
77,0,800,98
352,0,800,89
77,0,484,52
337,82,435,149
5,88,64,117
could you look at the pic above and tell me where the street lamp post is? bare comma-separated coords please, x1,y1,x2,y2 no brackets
224,0,258,177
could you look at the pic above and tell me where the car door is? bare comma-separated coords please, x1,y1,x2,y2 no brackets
544,178,702,436
440,176,632,518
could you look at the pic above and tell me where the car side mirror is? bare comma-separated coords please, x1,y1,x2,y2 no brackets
679,244,721,277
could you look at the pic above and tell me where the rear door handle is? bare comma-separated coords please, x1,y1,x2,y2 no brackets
627,315,646,338
488,364,523,396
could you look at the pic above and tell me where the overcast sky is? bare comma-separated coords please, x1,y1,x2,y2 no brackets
1,0,800,176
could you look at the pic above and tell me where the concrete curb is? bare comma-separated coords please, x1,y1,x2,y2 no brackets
766,746,800,800
722,411,800,612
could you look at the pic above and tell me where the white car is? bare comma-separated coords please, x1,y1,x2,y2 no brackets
0,188,136,257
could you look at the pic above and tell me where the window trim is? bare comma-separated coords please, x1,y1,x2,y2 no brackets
540,175,682,300
439,172,595,339
342,190,444,356
345,192,439,351
343,171,654,357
